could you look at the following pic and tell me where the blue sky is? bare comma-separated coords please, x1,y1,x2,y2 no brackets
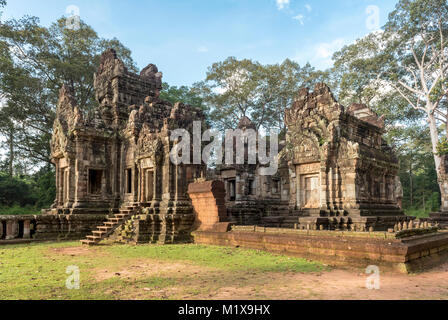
3,0,398,87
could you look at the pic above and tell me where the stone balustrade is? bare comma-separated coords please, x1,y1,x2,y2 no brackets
0,215,35,240
0,214,107,242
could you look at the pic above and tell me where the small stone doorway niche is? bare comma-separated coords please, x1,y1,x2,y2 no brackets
61,168,69,202
144,169,154,203
228,180,236,201
302,174,320,208
295,162,321,210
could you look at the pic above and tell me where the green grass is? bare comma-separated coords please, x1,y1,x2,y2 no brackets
106,244,324,273
0,242,325,300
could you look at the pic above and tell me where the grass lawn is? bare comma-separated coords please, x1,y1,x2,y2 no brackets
0,241,326,300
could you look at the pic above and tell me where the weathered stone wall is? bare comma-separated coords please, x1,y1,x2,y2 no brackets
193,226,448,273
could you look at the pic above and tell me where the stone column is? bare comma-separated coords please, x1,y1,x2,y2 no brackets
6,220,19,240
23,220,31,239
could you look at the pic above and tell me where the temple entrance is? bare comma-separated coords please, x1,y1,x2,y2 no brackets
301,174,320,209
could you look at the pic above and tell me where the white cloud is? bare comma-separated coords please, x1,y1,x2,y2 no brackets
293,14,305,25
197,46,209,53
315,38,346,60
305,4,312,12
276,0,290,10
294,38,348,70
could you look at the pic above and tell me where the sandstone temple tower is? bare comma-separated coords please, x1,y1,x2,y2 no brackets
46,49,205,243
284,83,405,231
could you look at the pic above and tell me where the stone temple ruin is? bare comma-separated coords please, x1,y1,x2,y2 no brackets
1,50,448,273
211,116,290,226
283,84,408,231
48,49,206,244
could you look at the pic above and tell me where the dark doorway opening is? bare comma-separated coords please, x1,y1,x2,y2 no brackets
126,169,132,194
89,169,103,194
18,221,24,238
1,221,5,239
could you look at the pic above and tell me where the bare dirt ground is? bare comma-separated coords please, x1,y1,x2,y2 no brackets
196,266,448,300
48,246,448,300
92,260,448,300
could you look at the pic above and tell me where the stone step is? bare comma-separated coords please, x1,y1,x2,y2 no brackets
92,230,107,236
115,213,129,218
80,207,137,246
98,226,113,231
80,240,96,246
86,235,101,240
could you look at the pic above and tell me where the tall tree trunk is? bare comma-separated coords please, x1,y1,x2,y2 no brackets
8,126,14,178
409,159,413,207
428,110,448,211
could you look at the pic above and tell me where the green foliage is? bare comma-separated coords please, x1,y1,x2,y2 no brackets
31,167,56,209
160,82,204,109
0,167,55,214
436,137,448,156
195,57,328,132
398,126,440,212
0,204,40,215
0,173,36,207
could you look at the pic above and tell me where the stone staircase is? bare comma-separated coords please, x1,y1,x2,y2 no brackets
80,204,139,246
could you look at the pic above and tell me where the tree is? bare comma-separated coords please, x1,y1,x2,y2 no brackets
160,82,205,110
381,0,448,178
194,57,264,131
195,57,328,132
0,16,136,167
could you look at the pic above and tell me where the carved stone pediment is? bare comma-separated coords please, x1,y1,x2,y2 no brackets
137,123,163,159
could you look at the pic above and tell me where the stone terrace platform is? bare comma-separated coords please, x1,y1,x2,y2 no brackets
193,226,448,273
